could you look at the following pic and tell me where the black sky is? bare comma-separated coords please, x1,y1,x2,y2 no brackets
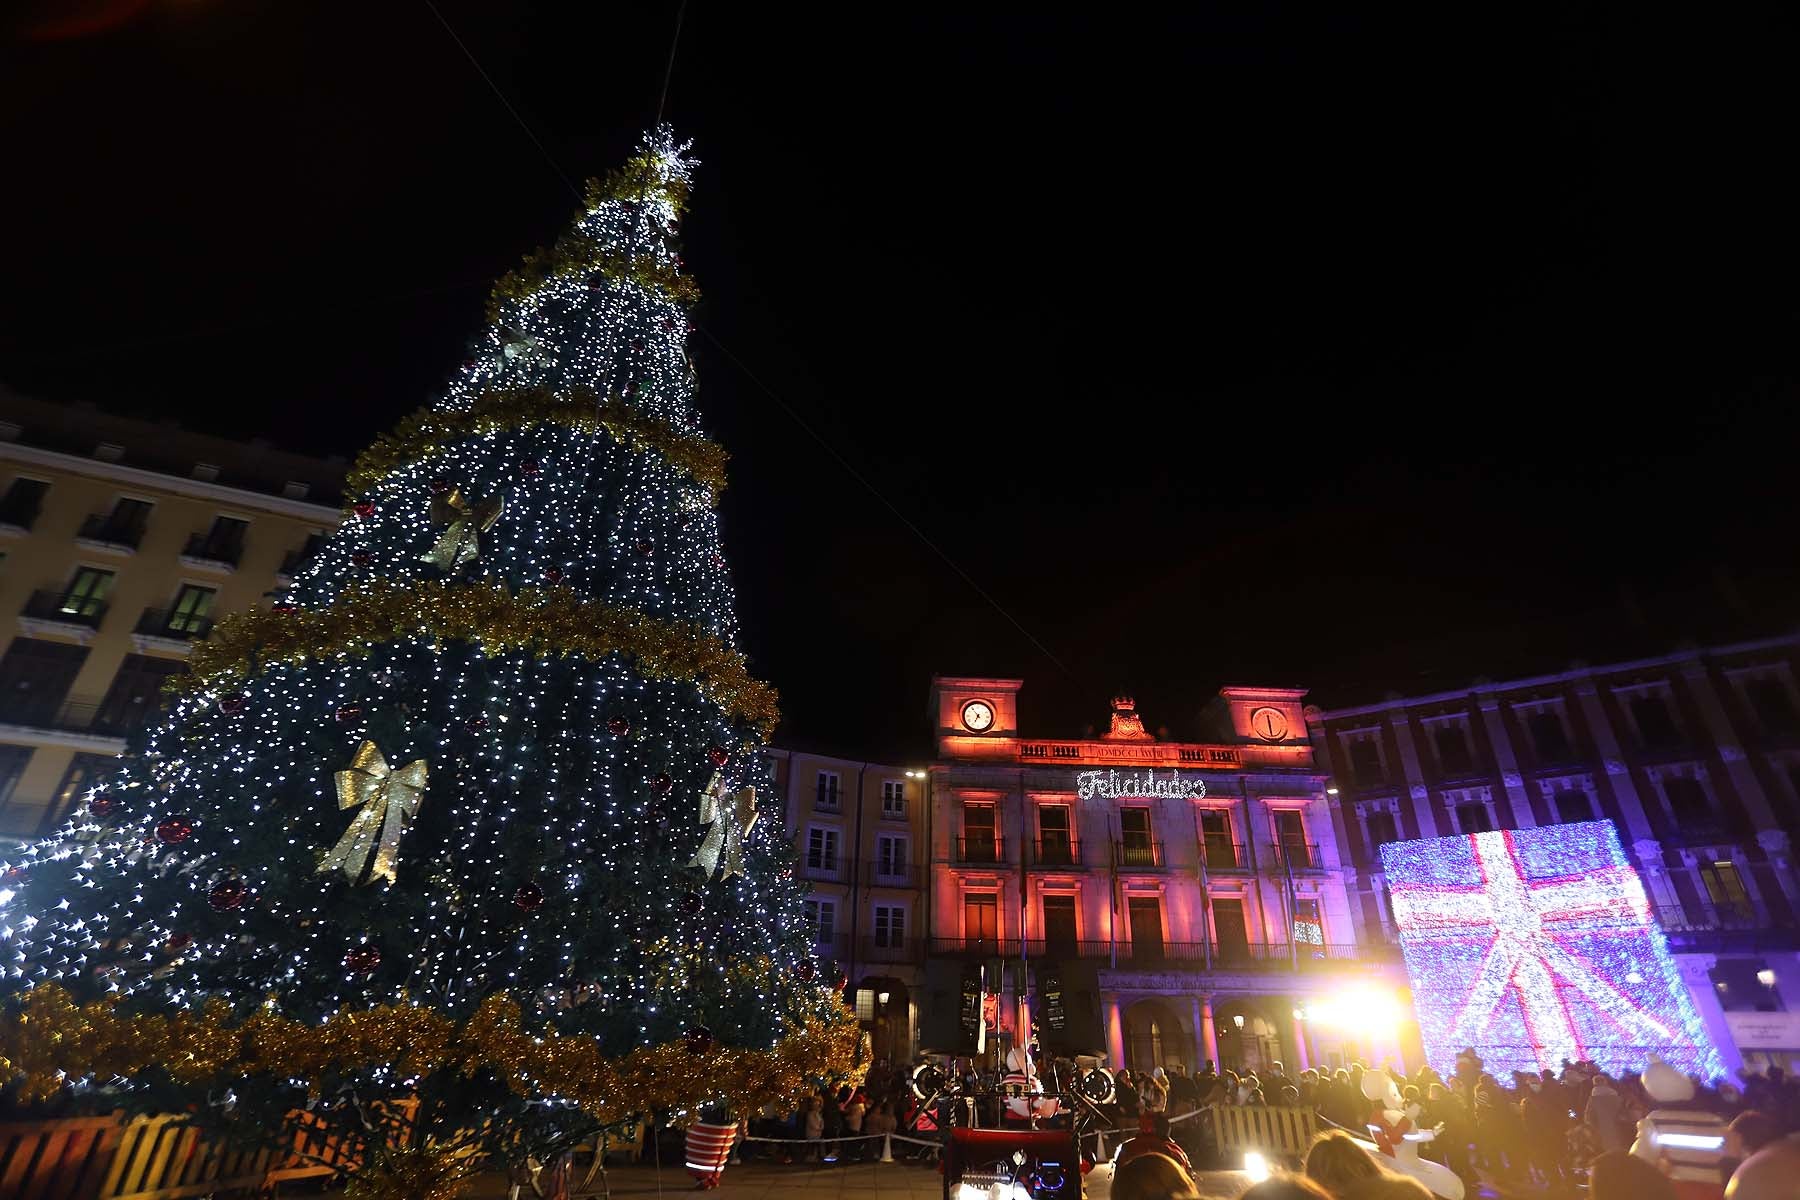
3,3,1797,758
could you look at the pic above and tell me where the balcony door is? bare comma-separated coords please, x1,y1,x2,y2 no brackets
0,638,89,725
94,655,183,736
1042,894,1077,956
964,894,999,951
1212,898,1250,963
1119,807,1154,866
1128,897,1164,962
1038,804,1072,865
1200,810,1234,868
963,803,997,862
1273,809,1308,867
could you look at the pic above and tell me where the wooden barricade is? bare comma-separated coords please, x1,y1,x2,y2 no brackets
0,1113,126,1200
1211,1103,1318,1165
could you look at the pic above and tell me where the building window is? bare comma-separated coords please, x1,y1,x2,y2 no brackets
964,894,999,946
1272,809,1310,867
0,745,34,829
1038,804,1073,865
190,516,250,566
1746,679,1798,735
1348,738,1384,786
1364,809,1398,856
1551,788,1595,824
1292,897,1324,945
961,802,997,862
1529,712,1573,762
165,584,218,635
1042,895,1078,952
0,638,90,725
1698,859,1751,915
84,497,153,548
1212,898,1250,961
1632,696,1681,749
1118,807,1154,866
1127,896,1164,961
803,898,836,944
1455,803,1493,834
1200,810,1236,868
875,833,907,878
51,753,115,830
0,477,50,529
1434,725,1474,776
1662,776,1711,825
94,655,183,737
814,770,841,812
61,567,115,618
873,904,906,948
880,779,906,818
806,827,839,872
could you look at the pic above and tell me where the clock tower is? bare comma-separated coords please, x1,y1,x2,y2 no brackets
930,675,1022,759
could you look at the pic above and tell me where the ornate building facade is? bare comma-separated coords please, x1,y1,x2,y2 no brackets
1308,634,1800,1073
921,677,1408,1075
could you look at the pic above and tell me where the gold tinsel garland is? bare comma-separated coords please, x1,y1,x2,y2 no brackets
489,238,700,320
172,580,780,739
586,155,691,215
344,388,729,499
0,985,863,1123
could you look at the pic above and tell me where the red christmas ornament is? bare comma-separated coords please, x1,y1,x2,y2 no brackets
514,883,545,912
344,945,382,974
631,338,647,353
166,932,191,951
606,717,630,736
429,477,452,494
272,601,299,613
651,773,673,795
683,1025,714,1055
88,794,117,819
621,381,638,398
707,746,730,768
464,715,489,734
208,879,247,912
351,551,373,567
218,692,246,715
353,501,376,520
335,704,363,724
155,817,193,845
661,317,676,332
543,566,564,584
634,540,653,557
520,457,541,477
797,960,816,982
681,890,704,915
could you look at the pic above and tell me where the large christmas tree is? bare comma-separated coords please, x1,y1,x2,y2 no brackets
0,128,856,1177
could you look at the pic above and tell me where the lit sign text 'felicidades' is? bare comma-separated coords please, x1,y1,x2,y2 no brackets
1076,769,1206,801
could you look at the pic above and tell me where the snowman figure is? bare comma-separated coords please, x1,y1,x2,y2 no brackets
1358,1069,1464,1200
1630,1057,1727,1199
1000,1045,1060,1122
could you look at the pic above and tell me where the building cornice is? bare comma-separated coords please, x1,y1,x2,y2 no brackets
1313,632,1800,722
0,441,342,523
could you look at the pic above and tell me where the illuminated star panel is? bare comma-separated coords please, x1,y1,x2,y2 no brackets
1380,820,1721,1080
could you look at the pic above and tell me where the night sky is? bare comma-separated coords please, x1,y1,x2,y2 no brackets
3,4,1797,759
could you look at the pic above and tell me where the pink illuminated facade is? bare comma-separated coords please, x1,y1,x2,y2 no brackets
922,677,1408,1076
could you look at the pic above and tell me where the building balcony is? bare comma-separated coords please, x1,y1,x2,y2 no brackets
0,691,153,741
864,859,922,889
0,495,43,531
22,588,108,631
76,514,146,552
181,532,243,570
801,856,846,882
1028,837,1084,868
809,935,923,967
1115,838,1164,870
1655,903,1800,954
814,792,843,814
1267,841,1325,873
953,836,1005,865
135,607,214,642
922,937,1383,970
1201,840,1249,872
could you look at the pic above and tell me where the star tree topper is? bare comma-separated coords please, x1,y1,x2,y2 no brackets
689,771,756,880
319,740,428,885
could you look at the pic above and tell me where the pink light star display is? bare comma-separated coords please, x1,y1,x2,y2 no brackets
1380,820,1721,1079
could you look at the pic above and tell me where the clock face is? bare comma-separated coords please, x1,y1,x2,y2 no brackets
1250,706,1289,742
961,699,996,733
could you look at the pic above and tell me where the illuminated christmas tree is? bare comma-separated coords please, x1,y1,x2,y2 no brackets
0,128,856,1177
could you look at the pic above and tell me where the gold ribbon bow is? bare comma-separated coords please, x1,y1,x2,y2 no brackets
420,487,504,570
688,771,758,880
319,740,428,885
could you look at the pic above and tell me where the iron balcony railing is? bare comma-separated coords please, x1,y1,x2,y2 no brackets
865,858,921,887
23,588,108,629
1201,839,1246,871
77,513,148,549
1268,841,1324,872
1655,902,1761,932
1654,902,1799,953
801,854,845,879
182,532,244,567
1114,838,1163,869
922,937,1375,968
954,835,1004,864
814,791,843,813
0,691,157,739
135,607,214,641
1029,837,1083,868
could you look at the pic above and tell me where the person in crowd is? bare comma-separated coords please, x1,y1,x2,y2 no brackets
1727,1133,1800,1200
1726,1110,1783,1161
1304,1130,1385,1197
802,1095,824,1161
1420,1082,1472,1182
842,1089,866,1162
1240,1175,1335,1200
1585,1073,1630,1155
1169,1064,1199,1112
1195,1059,1219,1099
1117,1069,1142,1120
1474,1076,1525,1184
1335,1174,1433,1200
1111,1150,1201,1200
1119,1112,1193,1173
1143,1067,1170,1114
1589,1149,1678,1200
1520,1068,1569,1186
